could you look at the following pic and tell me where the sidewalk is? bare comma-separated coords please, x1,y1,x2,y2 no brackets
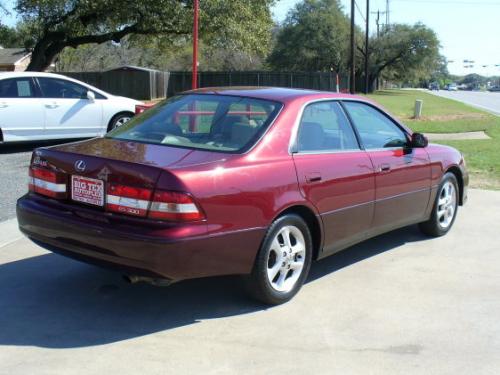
1,189,500,375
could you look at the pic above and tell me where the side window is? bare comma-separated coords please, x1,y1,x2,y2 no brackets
297,101,359,152
37,77,104,99
0,78,36,98
343,101,408,149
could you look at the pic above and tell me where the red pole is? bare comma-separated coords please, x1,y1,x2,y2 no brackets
192,0,199,90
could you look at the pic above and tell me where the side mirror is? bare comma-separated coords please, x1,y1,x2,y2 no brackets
86,90,96,102
411,132,428,148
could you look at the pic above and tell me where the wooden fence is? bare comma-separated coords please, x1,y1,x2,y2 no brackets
61,70,169,100
168,71,349,97
60,70,349,101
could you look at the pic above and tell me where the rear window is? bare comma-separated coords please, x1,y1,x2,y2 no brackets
107,94,282,153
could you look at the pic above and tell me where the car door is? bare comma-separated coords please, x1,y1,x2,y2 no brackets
36,77,103,138
0,77,45,142
342,101,431,232
292,100,375,255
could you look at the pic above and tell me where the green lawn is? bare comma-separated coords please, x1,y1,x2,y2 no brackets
366,90,500,189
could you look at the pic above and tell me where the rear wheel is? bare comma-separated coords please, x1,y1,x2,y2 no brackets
419,173,459,237
108,112,133,131
244,214,313,305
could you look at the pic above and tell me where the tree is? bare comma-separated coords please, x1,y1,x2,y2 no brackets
14,0,275,71
0,24,26,47
267,0,350,72
360,23,441,91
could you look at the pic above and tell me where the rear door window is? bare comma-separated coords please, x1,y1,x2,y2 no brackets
0,78,36,98
297,101,359,152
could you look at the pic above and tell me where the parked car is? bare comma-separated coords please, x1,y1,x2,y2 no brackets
445,84,458,91
17,87,468,304
0,72,142,143
429,82,440,91
488,86,500,92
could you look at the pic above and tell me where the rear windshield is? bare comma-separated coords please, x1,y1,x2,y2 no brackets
106,94,282,153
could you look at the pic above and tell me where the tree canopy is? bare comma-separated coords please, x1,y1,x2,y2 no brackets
362,23,441,90
267,0,350,73
13,0,275,71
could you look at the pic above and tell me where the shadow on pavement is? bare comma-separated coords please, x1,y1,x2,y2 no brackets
0,225,428,349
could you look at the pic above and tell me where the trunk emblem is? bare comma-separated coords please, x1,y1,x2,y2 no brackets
75,160,87,172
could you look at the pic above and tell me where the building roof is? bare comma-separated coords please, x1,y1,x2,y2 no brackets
0,48,31,65
104,65,160,73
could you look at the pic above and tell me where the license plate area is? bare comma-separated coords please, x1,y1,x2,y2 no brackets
71,175,104,207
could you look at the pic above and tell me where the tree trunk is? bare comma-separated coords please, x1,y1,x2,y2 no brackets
26,38,65,71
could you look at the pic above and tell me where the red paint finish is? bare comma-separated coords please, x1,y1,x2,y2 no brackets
368,148,431,230
16,88,468,281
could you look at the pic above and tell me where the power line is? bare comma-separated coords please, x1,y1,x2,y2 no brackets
393,0,500,4
354,0,366,23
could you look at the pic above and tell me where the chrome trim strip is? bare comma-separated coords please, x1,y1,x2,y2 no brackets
293,148,365,156
374,186,430,203
288,97,411,155
106,195,150,210
320,186,432,217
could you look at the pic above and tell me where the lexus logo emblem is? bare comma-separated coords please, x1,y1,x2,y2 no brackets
75,160,86,172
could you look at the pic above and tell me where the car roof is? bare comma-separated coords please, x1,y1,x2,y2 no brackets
0,71,73,80
184,86,362,104
0,71,111,97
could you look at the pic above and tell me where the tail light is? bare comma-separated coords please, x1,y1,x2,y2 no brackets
105,184,205,222
135,104,154,115
149,191,205,221
29,167,67,199
106,183,152,217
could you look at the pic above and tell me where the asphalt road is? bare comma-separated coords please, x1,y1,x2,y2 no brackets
0,189,499,374
431,90,500,115
0,140,78,222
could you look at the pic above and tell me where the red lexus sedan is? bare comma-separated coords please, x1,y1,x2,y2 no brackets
17,87,468,304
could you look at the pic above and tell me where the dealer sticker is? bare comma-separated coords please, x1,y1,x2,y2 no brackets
71,175,104,206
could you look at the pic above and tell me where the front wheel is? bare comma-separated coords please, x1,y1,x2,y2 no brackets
419,173,459,237
244,214,313,305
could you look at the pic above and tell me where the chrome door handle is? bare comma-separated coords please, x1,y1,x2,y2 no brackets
45,102,60,109
379,164,391,173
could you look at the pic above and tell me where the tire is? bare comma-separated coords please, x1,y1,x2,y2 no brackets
244,214,313,305
108,112,133,132
419,172,459,237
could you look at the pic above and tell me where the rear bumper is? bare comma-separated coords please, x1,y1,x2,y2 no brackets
17,195,265,281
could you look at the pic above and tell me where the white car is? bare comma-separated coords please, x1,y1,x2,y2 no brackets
0,72,142,143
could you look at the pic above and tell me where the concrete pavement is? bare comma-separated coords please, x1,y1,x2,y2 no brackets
0,189,499,374
432,90,500,115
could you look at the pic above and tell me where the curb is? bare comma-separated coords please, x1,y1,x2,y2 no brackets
0,218,23,248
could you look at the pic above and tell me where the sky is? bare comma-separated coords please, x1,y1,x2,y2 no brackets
273,0,500,77
2,0,500,77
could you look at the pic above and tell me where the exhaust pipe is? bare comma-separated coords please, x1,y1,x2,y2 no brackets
123,275,173,287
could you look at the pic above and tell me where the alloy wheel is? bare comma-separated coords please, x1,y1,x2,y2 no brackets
437,181,457,229
266,225,306,293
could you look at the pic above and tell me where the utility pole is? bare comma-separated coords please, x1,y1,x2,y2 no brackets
371,9,386,91
364,0,370,94
350,0,355,94
386,0,390,26
192,0,199,89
